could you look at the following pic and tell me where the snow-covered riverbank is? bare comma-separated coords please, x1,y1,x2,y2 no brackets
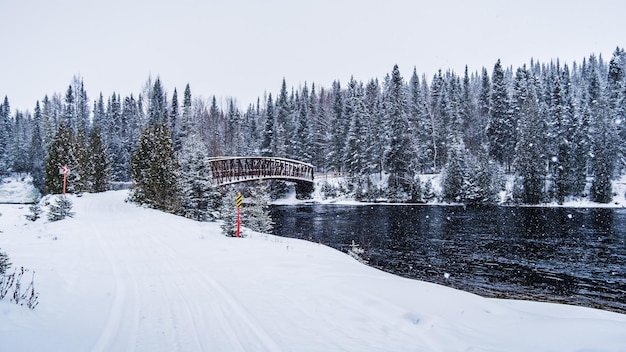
1,190,625,351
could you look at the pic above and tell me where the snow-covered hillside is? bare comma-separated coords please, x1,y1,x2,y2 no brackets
1,190,625,351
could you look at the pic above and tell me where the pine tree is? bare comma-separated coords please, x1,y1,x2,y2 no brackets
0,96,12,176
274,79,290,157
329,81,346,172
87,126,111,192
293,83,314,163
180,84,193,143
261,94,275,157
47,195,75,221
148,78,168,126
219,188,240,237
487,59,515,170
364,79,386,176
179,134,219,221
441,139,467,202
11,111,30,174
44,122,76,194
344,78,369,185
513,69,545,204
242,185,274,234
62,85,76,131
29,102,46,192
550,67,577,203
465,150,500,204
170,88,181,151
587,64,617,203
73,127,90,192
384,65,414,195
129,123,181,213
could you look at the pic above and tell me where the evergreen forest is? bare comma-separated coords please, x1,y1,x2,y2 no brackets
1,48,626,216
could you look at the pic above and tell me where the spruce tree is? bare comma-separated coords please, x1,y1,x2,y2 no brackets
441,139,467,202
219,188,240,237
129,123,181,213
243,185,274,234
179,134,219,221
587,64,617,203
513,69,545,204
87,126,111,192
384,65,414,195
11,111,30,174
44,122,76,194
73,126,90,192
47,195,75,221
344,78,368,185
261,94,275,157
487,59,515,170
29,102,46,192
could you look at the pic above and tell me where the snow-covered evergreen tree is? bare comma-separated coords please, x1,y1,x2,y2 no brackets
44,122,76,194
179,133,220,221
384,65,414,196
261,94,276,157
47,195,74,221
344,78,369,187
441,139,467,202
87,126,111,193
487,59,515,171
587,63,617,203
219,188,240,237
513,68,545,204
29,102,46,192
129,123,181,213
242,184,274,234
72,126,90,193
11,111,30,174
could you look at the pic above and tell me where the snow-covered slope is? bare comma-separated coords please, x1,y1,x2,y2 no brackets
1,191,625,351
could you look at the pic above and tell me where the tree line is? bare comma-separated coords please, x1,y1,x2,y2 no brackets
0,47,625,211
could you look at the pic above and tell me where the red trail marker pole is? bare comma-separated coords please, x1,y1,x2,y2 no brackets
61,165,69,195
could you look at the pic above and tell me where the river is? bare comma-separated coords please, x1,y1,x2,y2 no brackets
270,204,626,313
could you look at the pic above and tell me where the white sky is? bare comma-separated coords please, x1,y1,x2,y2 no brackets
1,0,625,113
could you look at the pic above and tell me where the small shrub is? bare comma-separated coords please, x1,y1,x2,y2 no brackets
47,195,75,222
0,249,10,275
25,203,43,222
1,266,39,310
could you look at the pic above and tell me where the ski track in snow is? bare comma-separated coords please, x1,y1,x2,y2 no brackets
81,195,281,352
3,191,626,352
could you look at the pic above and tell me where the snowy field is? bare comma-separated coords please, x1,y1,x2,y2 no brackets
1,190,626,351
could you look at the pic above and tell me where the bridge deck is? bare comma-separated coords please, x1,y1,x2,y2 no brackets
209,157,314,186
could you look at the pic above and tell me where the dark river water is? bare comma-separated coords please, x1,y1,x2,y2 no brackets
270,204,626,313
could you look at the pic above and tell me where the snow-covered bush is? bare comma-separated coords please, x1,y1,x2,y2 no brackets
47,195,75,222
25,203,43,222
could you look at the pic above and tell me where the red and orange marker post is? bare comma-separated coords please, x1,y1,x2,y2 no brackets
61,165,69,195
236,192,243,238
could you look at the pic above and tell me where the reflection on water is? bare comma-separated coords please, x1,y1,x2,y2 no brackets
270,205,626,313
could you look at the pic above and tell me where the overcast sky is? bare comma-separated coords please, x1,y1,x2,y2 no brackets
1,0,625,113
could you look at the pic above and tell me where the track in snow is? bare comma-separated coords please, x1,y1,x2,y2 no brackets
78,194,281,352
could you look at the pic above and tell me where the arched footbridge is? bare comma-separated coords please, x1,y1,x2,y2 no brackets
209,157,314,186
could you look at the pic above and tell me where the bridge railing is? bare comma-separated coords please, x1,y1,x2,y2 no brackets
208,156,314,186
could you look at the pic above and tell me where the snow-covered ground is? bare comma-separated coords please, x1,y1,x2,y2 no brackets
1,190,626,351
